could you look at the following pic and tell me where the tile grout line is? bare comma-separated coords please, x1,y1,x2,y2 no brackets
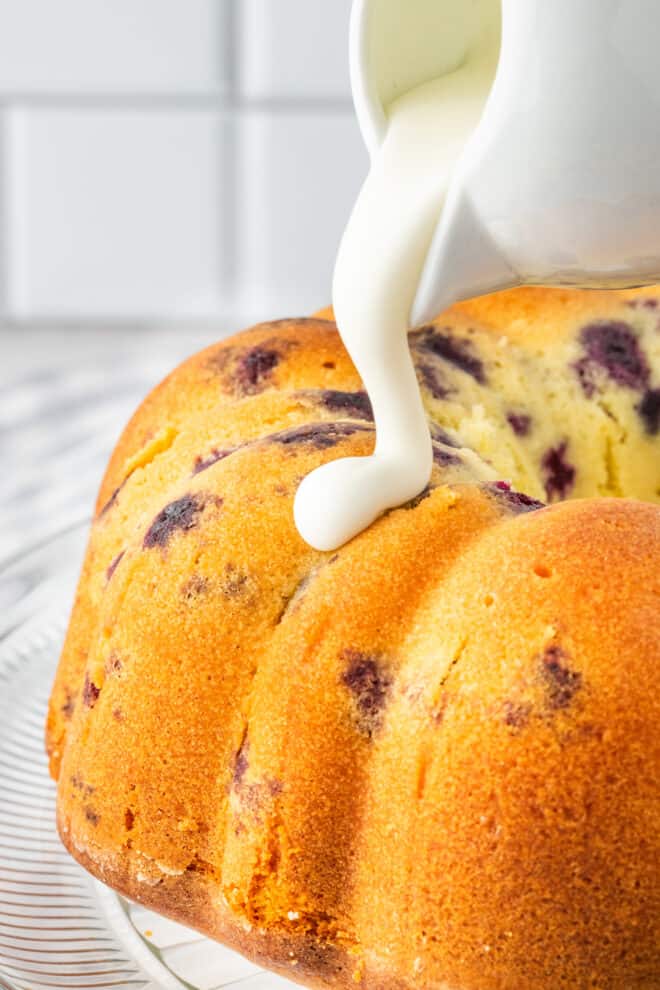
0,95,353,113
222,0,239,315
223,0,242,322
225,0,239,106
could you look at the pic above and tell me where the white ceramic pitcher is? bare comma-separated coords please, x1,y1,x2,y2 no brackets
351,0,660,325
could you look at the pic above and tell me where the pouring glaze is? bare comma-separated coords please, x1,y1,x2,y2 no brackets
295,0,660,551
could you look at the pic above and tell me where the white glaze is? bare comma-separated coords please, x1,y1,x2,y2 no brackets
294,27,498,552
296,0,660,551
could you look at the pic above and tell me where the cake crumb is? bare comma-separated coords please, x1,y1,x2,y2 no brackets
177,817,199,832
352,959,366,983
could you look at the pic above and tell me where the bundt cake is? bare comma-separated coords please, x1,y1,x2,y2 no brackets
47,286,660,990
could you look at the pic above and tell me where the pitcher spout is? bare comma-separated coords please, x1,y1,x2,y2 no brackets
411,185,517,327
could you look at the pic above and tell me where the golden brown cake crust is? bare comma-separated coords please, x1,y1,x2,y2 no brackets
48,288,660,990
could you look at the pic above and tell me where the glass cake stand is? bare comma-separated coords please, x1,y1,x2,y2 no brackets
0,524,297,990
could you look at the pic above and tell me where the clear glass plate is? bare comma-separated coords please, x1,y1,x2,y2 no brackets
0,524,298,990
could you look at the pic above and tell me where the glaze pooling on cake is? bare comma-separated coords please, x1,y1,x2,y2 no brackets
48,287,660,990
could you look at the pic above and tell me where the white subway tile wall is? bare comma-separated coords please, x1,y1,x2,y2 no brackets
237,111,365,317
8,109,231,318
238,0,353,101
0,0,368,326
0,0,229,94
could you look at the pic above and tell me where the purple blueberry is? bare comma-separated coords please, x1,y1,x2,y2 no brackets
236,346,280,393
193,448,233,476
181,574,210,601
233,735,249,788
61,691,75,720
541,645,582,710
106,551,125,582
221,564,250,599
275,421,371,450
430,424,461,448
143,494,208,550
320,390,374,421
432,445,462,468
576,321,650,395
416,327,486,384
542,443,576,501
507,412,533,437
105,654,123,676
341,651,392,737
83,674,100,709
99,483,124,518
503,700,532,730
402,486,434,510
488,481,546,514
71,775,94,796
627,298,658,310
638,388,660,435
417,361,451,400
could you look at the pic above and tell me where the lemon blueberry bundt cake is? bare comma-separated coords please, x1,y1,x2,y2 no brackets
47,287,660,990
